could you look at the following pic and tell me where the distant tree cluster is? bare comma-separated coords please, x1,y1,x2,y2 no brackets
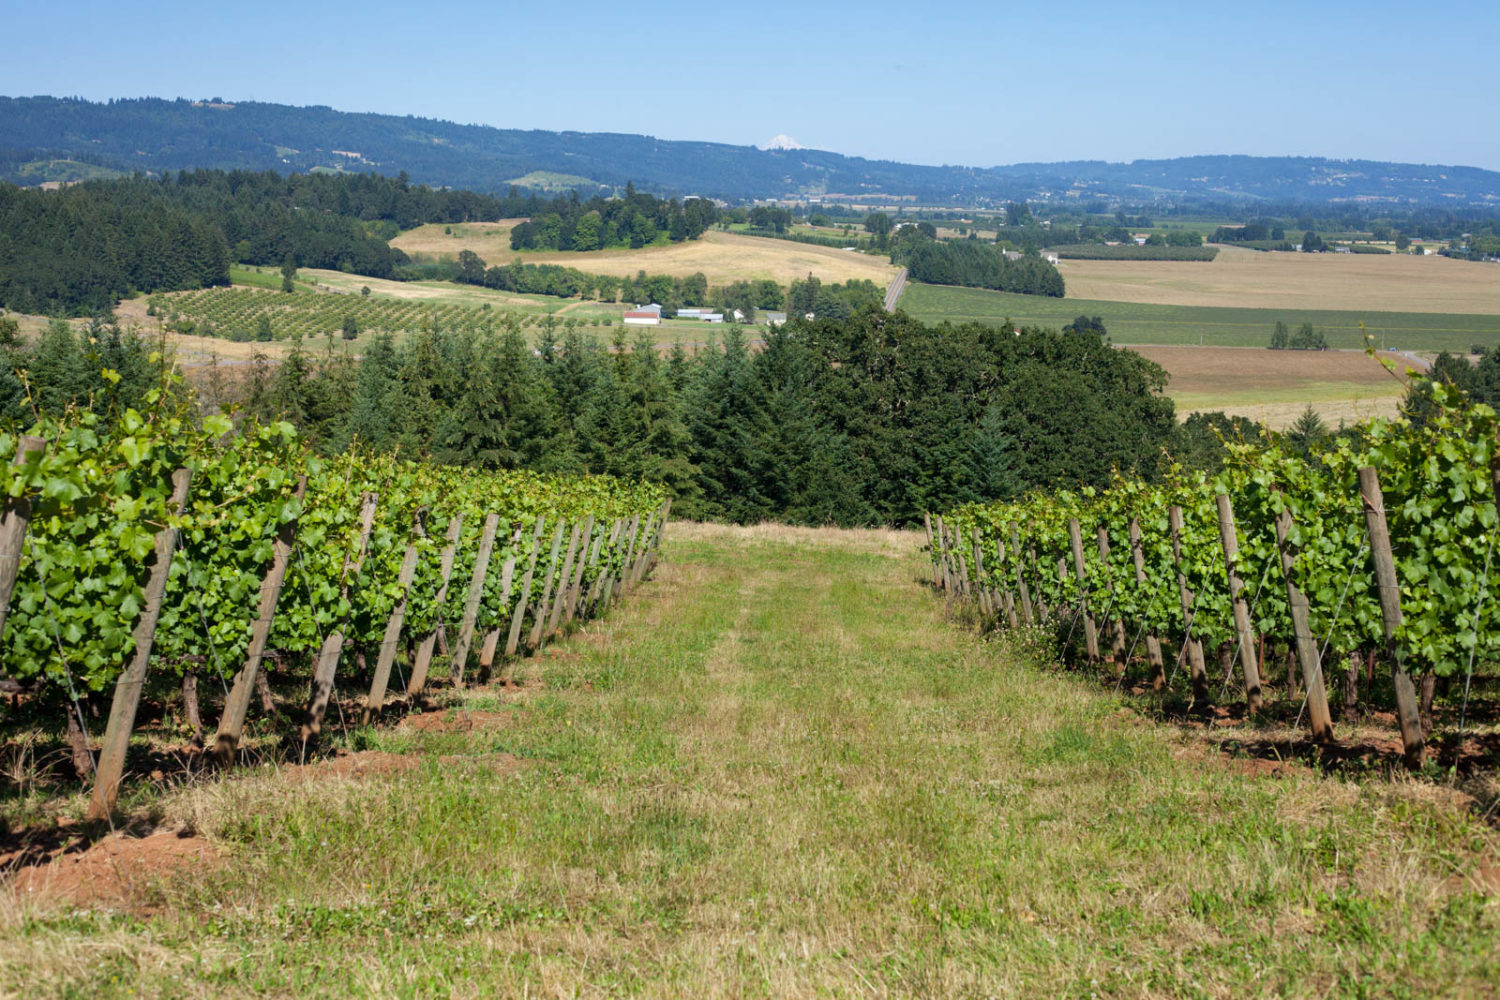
1268,321,1327,350
509,185,718,251
892,233,1064,297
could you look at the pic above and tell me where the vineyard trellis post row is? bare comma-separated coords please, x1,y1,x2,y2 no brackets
215,474,308,765
546,522,583,638
302,491,379,745
971,528,992,618
408,513,463,696
1273,505,1335,742
1067,519,1099,662
478,529,523,678
1128,517,1167,689
562,515,596,628
527,522,566,651
88,467,193,821
1358,466,1426,769
504,517,546,659
363,512,425,723
1168,505,1209,701
1214,494,1265,713
0,435,46,640
450,511,500,688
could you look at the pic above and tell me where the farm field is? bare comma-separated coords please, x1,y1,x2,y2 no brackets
898,282,1500,352
114,271,741,362
1133,345,1410,428
4,523,1495,996
1059,245,1500,313
393,226,899,286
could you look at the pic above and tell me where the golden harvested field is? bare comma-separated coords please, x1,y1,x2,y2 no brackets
392,225,899,286
1134,344,1413,429
389,219,527,259
1060,246,1500,313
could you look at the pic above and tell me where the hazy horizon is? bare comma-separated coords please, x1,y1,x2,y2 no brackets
3,0,1497,171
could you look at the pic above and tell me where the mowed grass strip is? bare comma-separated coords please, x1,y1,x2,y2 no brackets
2,524,1495,997
900,281,1500,352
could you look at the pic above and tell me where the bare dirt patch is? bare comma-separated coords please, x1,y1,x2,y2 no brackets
1133,344,1411,427
5,826,220,910
399,709,517,734
1061,247,1500,313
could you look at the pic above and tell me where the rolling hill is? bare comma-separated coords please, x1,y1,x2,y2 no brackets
4,95,1500,207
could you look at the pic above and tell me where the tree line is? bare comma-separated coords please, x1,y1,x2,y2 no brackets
0,310,1239,526
507,184,718,251
891,233,1065,297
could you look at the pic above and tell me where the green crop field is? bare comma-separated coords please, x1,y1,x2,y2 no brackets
898,282,1500,352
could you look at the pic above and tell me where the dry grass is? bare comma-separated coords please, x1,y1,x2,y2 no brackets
1061,246,1500,313
393,227,899,286
1135,345,1413,428
386,220,527,259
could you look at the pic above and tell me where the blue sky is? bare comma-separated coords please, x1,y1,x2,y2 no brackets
4,0,1497,169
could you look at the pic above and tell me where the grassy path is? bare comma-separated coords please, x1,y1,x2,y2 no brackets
3,523,1497,997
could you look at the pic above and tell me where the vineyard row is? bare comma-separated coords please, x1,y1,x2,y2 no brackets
0,412,669,819
929,379,1500,771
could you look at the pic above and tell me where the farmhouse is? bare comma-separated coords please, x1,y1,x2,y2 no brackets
624,303,662,326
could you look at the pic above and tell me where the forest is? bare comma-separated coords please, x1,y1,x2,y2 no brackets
0,170,710,316
507,185,718,250
0,310,1200,527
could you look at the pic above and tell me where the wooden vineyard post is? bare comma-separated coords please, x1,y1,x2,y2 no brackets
606,516,639,606
617,514,642,598
1127,517,1166,689
546,521,583,637
1011,526,1034,624
590,519,625,614
363,514,424,724
999,533,1020,628
302,491,379,744
505,517,547,658
1358,466,1426,769
215,475,307,765
88,468,192,821
629,512,656,586
478,529,522,678
643,499,670,579
930,521,954,590
0,434,45,640
408,514,463,696
1097,525,1127,668
1068,519,1099,662
1168,506,1209,701
527,521,566,651
1214,494,1265,713
971,528,991,617
1273,506,1335,742
577,519,612,621
448,512,500,687
562,515,596,626
924,514,941,587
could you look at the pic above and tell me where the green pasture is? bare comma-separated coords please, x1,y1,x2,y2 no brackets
898,282,1500,352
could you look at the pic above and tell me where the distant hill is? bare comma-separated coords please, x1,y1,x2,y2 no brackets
4,95,1500,207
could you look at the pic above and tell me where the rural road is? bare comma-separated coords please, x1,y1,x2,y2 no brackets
884,268,908,312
